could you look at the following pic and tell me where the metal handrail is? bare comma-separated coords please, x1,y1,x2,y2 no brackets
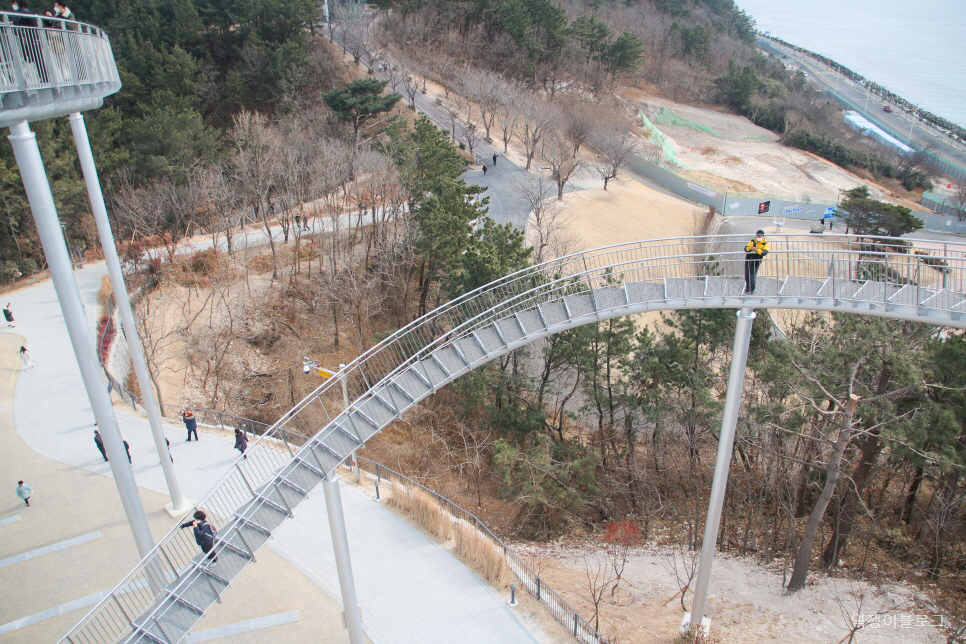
61,234,966,643
0,10,121,127
0,11,117,90
351,457,609,644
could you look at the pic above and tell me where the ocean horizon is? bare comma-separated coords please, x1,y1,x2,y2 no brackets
738,0,966,129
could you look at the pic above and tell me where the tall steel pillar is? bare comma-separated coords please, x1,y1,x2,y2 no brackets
688,307,756,631
323,477,364,644
68,112,188,515
8,119,155,559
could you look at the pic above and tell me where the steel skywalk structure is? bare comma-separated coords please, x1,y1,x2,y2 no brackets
2,9,187,576
62,234,966,643
0,11,121,126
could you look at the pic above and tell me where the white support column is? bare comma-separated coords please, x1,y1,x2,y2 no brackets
323,478,364,644
8,120,156,559
688,307,756,631
68,112,188,515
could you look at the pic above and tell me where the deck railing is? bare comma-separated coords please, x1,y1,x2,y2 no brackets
0,10,120,125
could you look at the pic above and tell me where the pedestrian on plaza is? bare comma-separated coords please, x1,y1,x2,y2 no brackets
234,427,248,459
3,303,14,328
94,429,107,461
743,229,769,294
18,345,32,369
492,153,497,166
16,480,32,507
180,510,217,563
165,437,173,462
123,439,131,464
482,164,487,176
182,410,198,441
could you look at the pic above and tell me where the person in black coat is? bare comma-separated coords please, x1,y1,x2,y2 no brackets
182,410,198,441
180,510,217,562
10,2,47,83
234,427,248,459
94,429,107,461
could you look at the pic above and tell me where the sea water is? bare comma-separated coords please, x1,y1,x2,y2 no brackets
737,0,966,129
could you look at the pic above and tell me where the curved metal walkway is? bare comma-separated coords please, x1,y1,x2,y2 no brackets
63,234,966,643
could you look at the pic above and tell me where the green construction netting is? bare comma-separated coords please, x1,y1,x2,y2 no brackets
652,107,724,139
639,110,688,169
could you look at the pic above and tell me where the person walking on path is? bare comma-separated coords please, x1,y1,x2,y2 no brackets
18,345,32,369
482,164,487,176
182,410,198,441
16,481,32,506
3,303,14,328
744,230,769,294
234,427,248,459
492,153,497,167
123,439,131,464
165,437,173,462
94,429,107,461
180,510,218,563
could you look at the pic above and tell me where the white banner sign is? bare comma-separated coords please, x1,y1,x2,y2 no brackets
688,182,718,198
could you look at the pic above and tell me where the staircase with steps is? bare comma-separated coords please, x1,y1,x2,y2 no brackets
63,234,966,644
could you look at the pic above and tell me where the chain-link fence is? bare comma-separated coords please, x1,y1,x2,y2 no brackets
626,154,966,233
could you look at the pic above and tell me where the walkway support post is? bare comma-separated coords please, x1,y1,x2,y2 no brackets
323,477,364,644
68,112,188,515
7,119,156,559
689,306,756,630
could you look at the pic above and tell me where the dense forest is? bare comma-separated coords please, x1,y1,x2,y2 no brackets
0,0,333,279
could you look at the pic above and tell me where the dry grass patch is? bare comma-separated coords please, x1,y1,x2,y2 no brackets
386,475,452,541
383,474,512,588
453,523,512,588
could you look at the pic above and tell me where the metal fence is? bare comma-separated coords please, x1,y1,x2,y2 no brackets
62,234,966,643
922,191,965,219
350,458,609,644
627,153,966,233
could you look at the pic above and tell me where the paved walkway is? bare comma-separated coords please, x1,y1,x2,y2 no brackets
1,261,544,643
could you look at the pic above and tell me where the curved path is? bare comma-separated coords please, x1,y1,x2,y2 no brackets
1,262,540,644
63,233,966,643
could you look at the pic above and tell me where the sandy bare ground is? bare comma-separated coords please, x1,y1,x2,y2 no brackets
557,174,705,251
513,542,945,644
633,94,926,211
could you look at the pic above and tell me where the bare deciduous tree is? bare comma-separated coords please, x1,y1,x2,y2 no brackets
516,176,576,264
519,96,559,172
593,131,638,190
545,138,582,200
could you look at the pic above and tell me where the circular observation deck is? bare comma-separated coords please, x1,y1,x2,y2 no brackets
0,10,120,127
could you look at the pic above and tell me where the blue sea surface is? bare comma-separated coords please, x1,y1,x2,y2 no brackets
737,0,966,128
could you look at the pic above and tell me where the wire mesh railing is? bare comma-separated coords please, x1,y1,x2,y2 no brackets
62,234,966,643
349,458,609,644
0,11,119,93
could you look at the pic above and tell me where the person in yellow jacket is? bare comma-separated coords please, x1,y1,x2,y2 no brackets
744,230,769,293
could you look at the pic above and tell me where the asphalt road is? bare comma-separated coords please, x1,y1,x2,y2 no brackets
759,39,966,176
330,26,587,231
